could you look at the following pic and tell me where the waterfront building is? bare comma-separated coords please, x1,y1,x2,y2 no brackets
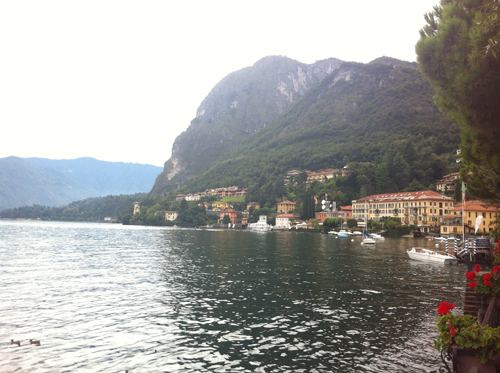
164,211,178,221
352,191,455,232
338,206,352,221
219,209,238,225
275,214,294,229
440,200,500,236
315,211,338,223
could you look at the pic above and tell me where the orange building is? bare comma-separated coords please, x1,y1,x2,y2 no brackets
339,206,352,220
219,208,238,224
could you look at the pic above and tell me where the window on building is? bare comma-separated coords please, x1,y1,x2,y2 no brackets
443,227,447,232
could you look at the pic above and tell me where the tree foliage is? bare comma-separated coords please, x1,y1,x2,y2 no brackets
0,194,146,222
416,0,500,202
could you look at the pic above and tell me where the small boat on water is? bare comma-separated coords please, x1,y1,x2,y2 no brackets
362,233,376,245
328,229,350,237
406,247,459,264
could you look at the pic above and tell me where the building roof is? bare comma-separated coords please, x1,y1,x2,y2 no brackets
276,214,295,218
453,200,500,212
340,206,352,211
277,200,296,205
355,190,453,203
220,208,237,213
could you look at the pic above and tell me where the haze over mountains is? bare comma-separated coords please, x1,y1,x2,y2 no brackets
0,157,161,210
151,55,459,197
2,55,460,212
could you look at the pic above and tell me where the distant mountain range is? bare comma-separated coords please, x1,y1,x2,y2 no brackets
0,157,162,210
151,55,460,197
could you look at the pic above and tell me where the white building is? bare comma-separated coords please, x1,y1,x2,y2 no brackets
275,214,294,230
165,211,178,221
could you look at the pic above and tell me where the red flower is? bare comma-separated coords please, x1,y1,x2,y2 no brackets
494,266,500,274
469,281,477,289
438,302,456,315
451,329,456,336
475,264,481,273
484,273,493,281
485,281,492,287
466,271,476,280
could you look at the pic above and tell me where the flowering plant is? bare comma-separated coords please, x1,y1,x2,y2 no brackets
466,240,500,295
494,239,500,265
435,302,500,363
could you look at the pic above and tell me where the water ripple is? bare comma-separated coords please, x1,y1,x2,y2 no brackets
0,221,465,372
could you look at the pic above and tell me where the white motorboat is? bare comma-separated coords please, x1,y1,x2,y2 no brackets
351,231,362,236
361,235,376,245
370,233,385,240
406,247,459,264
247,215,272,232
433,237,448,241
338,229,351,236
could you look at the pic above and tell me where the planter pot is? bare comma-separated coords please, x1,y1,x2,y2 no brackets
452,347,500,373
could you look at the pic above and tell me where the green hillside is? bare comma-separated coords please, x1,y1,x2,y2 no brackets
0,193,146,221
178,60,460,205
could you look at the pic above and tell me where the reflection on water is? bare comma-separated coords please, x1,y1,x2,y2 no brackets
0,221,466,372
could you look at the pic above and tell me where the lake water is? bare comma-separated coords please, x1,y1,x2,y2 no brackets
0,220,467,372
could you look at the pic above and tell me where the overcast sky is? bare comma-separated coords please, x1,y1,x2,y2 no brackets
0,0,439,167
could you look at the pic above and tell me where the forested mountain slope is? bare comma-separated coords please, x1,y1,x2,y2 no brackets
150,56,343,196
178,58,460,203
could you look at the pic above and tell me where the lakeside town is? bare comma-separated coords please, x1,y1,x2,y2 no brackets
131,169,499,239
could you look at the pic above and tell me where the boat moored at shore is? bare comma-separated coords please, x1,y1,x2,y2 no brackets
406,247,459,265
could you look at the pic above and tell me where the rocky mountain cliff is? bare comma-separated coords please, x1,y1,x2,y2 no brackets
177,58,460,201
150,56,343,196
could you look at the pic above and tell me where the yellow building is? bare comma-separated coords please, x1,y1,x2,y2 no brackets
277,201,296,213
246,202,261,210
352,190,455,232
212,201,229,210
441,200,500,236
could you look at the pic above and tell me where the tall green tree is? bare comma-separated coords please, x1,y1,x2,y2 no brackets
416,0,500,202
